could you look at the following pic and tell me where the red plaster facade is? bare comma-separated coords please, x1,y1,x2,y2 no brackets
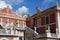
0,7,26,40
0,7,24,27
26,6,57,34
26,5,60,40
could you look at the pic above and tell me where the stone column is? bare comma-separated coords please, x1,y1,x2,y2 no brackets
56,12,60,33
17,20,19,27
56,12,60,38
34,27,36,33
23,21,26,29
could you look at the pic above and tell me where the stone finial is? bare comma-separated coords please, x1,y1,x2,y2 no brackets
36,7,42,13
56,1,60,10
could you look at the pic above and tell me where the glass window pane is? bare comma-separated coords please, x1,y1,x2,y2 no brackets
46,16,49,24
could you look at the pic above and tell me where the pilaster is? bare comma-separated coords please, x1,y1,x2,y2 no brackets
56,12,60,38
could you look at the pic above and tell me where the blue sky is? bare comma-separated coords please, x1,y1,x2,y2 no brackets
0,0,60,15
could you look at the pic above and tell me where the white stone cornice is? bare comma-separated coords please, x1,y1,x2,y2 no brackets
0,14,25,20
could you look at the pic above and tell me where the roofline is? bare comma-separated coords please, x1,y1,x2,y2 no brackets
30,5,57,18
41,6,57,13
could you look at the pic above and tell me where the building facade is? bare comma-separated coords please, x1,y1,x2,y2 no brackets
0,7,27,40
26,5,60,40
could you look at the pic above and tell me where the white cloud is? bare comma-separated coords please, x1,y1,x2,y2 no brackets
0,0,23,5
0,1,12,9
16,6,29,14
